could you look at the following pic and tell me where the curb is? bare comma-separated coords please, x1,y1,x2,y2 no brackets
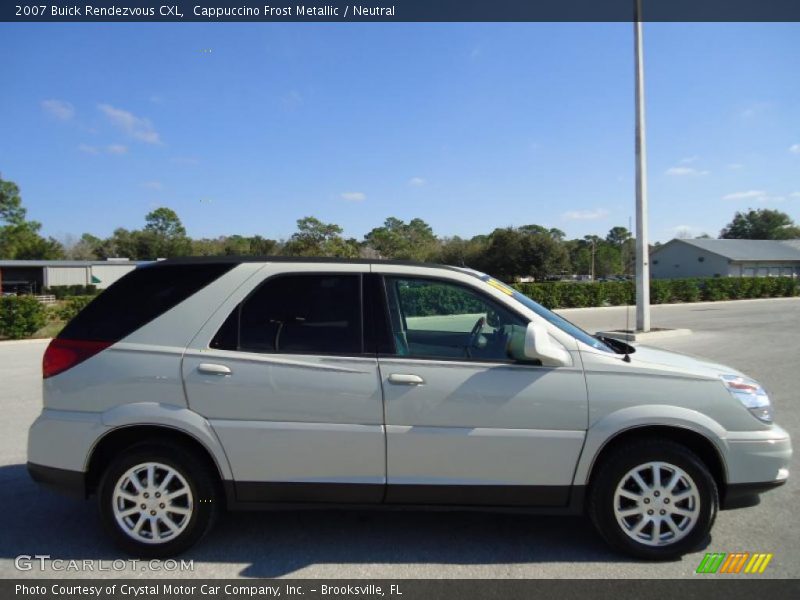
555,296,800,314
596,328,693,342
0,338,52,345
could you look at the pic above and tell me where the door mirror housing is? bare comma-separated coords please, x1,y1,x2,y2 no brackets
510,322,571,367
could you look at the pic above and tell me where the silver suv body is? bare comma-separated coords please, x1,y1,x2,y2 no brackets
27,258,791,558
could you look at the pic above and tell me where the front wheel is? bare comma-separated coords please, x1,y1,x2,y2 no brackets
588,439,718,560
98,443,220,557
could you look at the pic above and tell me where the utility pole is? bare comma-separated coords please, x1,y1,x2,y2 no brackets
634,0,651,331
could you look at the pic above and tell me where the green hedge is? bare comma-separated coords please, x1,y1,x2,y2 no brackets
44,285,98,299
56,295,95,322
0,295,47,339
512,277,799,309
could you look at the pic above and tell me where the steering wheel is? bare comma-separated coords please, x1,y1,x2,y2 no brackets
465,316,486,358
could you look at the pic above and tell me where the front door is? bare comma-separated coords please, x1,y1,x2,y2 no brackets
378,274,587,506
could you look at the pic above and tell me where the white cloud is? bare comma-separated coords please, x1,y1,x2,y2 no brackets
77,144,98,155
142,181,163,191
107,144,128,155
340,192,366,202
98,104,161,144
789,144,800,154
722,190,767,201
562,208,609,221
678,156,699,164
282,90,303,110
41,99,75,120
740,102,770,118
721,190,784,204
790,192,800,198
666,166,709,176
726,163,744,170
408,177,426,187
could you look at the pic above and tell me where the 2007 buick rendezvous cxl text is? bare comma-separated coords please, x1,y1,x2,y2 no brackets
27,258,792,558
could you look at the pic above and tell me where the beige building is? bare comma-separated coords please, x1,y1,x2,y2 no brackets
650,239,800,279
0,259,142,294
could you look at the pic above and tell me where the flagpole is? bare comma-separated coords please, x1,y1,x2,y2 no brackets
634,0,651,332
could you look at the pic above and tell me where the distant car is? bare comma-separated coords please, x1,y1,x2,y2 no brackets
28,258,791,558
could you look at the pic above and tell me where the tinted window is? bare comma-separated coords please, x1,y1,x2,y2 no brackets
59,263,236,342
229,274,362,355
385,277,526,360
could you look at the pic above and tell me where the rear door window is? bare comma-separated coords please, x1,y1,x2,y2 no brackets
212,274,363,356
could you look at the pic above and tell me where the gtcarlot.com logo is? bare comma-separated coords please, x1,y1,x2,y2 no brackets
696,552,773,574
14,554,194,572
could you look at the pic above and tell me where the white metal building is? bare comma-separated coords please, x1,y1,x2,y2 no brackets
0,259,144,294
650,239,800,279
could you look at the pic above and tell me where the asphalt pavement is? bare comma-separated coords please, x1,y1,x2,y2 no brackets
1,297,797,579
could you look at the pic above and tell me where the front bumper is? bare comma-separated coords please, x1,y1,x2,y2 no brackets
721,424,791,509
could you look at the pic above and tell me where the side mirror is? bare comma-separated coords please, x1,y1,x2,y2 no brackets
510,322,571,367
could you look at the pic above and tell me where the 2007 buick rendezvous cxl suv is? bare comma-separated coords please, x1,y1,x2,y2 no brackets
28,258,791,558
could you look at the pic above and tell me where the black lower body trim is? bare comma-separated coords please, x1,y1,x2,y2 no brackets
235,481,384,504
722,479,787,510
226,481,579,512
385,484,570,507
27,462,86,499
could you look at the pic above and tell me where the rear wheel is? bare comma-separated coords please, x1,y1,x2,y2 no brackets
588,439,718,559
98,443,220,557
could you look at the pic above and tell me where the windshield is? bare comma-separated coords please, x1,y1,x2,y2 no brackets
465,271,615,353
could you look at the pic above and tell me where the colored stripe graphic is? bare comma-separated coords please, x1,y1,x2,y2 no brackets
744,553,774,574
719,552,749,573
697,553,726,573
698,552,773,574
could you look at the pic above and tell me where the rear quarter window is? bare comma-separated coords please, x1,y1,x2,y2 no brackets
58,262,237,342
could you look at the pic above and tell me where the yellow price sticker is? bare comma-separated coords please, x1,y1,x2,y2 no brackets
485,278,515,296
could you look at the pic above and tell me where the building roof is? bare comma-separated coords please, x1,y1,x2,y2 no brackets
653,239,800,262
0,259,145,267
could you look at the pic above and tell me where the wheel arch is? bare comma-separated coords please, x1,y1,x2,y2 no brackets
86,423,227,497
582,424,727,496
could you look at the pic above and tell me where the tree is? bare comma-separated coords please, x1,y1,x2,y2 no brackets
0,174,64,259
141,207,192,258
144,207,187,238
63,233,101,260
720,209,800,240
364,217,439,261
606,226,632,247
476,227,569,281
438,235,489,267
282,217,359,257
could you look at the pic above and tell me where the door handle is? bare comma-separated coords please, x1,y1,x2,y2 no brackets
388,373,425,385
197,363,232,376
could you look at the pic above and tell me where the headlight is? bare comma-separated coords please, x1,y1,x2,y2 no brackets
720,375,773,423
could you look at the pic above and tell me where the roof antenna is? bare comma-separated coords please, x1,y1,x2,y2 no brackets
623,216,633,362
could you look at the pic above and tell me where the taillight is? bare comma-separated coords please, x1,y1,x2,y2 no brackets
42,338,112,379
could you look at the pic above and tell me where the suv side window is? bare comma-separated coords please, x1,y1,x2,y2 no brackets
384,277,526,361
211,274,362,355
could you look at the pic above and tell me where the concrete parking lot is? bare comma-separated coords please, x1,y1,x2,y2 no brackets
1,297,797,579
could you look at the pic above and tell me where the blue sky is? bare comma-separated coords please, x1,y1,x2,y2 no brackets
1,22,798,243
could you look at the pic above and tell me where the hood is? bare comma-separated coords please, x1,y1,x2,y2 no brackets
629,344,746,379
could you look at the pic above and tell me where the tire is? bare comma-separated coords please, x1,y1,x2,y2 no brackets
588,439,718,560
97,442,220,557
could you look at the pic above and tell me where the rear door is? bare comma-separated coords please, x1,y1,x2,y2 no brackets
375,269,588,507
182,265,385,504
